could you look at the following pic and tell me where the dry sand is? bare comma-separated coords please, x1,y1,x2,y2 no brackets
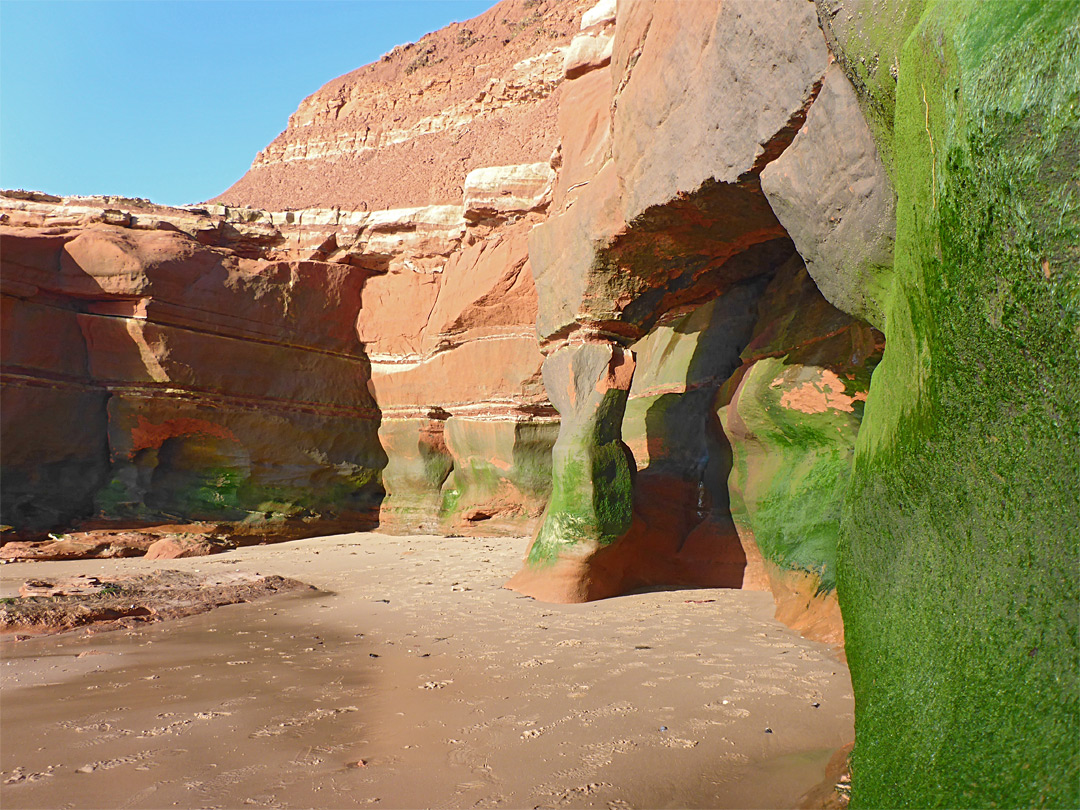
0,532,853,809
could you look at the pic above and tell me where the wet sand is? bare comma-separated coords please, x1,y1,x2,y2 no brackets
0,532,853,809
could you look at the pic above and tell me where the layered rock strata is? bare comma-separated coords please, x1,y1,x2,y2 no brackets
356,194,556,536
3,2,1076,806
507,0,873,621
3,0,608,544
215,0,593,211
207,0,624,537
0,193,386,536
1,176,560,539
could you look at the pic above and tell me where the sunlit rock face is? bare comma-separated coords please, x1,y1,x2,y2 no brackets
1,0,586,541
0,195,386,537
205,0,611,538
213,0,594,213
507,0,875,612
4,3,1077,806
356,210,556,537
0,174,558,540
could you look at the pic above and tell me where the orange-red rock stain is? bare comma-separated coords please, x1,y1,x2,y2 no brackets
130,416,239,456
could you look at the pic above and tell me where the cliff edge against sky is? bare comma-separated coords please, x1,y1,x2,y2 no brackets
1,0,1076,807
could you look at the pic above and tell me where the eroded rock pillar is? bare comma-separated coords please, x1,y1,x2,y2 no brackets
505,340,635,602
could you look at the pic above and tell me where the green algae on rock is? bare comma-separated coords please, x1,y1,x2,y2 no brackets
521,343,635,567
835,1,1079,806
719,254,882,642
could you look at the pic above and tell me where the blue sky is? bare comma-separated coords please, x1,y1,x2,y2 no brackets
1,0,493,206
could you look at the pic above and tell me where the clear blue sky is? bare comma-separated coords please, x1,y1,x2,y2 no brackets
1,0,493,206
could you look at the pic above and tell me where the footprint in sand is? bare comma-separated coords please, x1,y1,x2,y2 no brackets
3,765,58,784
76,753,149,773
659,737,699,749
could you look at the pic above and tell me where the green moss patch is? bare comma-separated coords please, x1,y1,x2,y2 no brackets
840,3,1079,806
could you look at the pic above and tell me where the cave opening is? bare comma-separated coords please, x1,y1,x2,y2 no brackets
613,228,884,640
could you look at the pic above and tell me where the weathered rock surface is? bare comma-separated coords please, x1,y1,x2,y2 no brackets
0,569,311,637
510,0,839,607
505,3,1077,802
820,2,1080,807
1,195,386,537
143,535,223,560
3,0,589,547
0,178,559,539
214,0,593,212
464,163,555,221
4,5,1076,808
200,1,602,537
718,254,883,645
611,284,770,598
354,211,554,535
761,63,896,329
504,340,636,601
562,28,613,80
812,0,927,174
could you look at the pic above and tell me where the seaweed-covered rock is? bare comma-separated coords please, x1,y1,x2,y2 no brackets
505,341,635,602
719,255,882,644
833,2,1079,806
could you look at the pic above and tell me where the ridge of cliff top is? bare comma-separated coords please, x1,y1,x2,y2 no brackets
212,0,592,212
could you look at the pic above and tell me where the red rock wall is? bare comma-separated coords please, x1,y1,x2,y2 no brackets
4,0,881,650
2,0,595,540
0,196,385,536
214,0,592,211
0,182,562,539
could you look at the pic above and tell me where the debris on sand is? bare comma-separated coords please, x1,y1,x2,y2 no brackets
0,570,313,638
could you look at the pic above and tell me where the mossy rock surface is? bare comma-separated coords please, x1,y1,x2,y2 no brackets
722,356,869,593
528,389,634,566
838,2,1079,807
381,418,556,533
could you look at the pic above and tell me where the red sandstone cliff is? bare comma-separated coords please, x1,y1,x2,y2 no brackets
4,4,1075,807
2,0,602,543
3,0,880,644
214,0,591,211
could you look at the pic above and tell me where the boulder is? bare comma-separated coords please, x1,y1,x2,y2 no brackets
563,30,613,80
761,63,896,328
144,536,222,560
580,0,616,30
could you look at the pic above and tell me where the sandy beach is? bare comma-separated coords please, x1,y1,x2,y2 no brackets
0,533,853,809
